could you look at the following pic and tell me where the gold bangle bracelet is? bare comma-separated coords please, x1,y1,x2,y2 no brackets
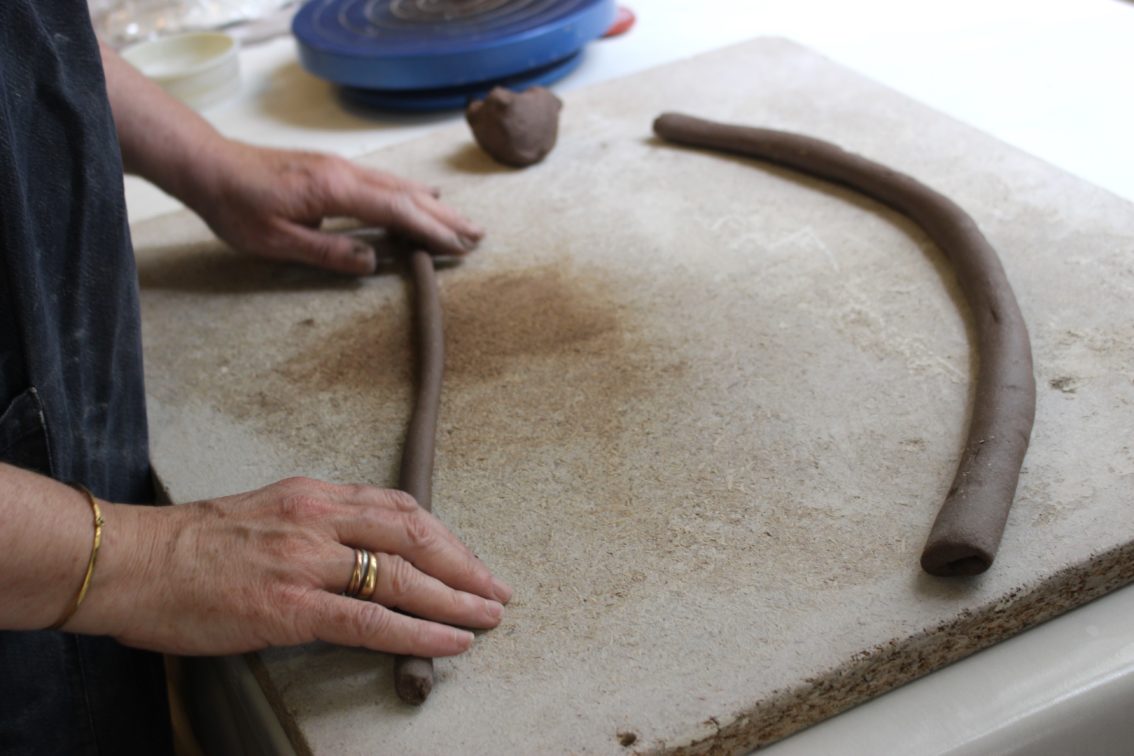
50,484,104,631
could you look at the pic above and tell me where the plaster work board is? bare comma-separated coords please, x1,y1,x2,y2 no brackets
135,38,1134,754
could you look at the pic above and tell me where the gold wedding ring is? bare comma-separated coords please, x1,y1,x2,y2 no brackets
345,548,379,601
345,548,364,597
357,550,379,601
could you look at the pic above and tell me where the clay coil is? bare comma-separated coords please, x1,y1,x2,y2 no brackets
653,112,1036,577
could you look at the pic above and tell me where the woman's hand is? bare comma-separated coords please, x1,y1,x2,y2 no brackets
184,143,485,275
101,43,484,272
67,477,510,657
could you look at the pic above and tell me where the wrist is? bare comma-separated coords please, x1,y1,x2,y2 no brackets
48,485,104,629
155,129,236,214
63,501,174,639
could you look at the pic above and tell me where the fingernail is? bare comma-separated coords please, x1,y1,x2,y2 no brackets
455,629,475,650
492,578,513,603
458,233,479,251
485,599,503,620
351,242,377,274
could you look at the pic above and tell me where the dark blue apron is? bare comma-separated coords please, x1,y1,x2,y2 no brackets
1,3,173,752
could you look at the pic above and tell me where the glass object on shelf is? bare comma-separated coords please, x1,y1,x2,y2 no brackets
90,0,292,47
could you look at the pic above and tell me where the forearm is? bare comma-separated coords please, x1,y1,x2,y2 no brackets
99,41,229,209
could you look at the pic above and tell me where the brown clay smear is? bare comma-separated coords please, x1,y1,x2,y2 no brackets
278,261,625,392
196,261,666,481
442,263,623,381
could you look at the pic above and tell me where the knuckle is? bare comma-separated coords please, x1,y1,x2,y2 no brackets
349,604,392,640
274,583,311,613
308,239,337,267
344,482,373,500
277,494,315,521
378,190,415,222
275,489,333,522
260,221,295,250
454,558,484,591
385,489,419,513
383,555,417,602
336,483,370,507
311,156,352,200
277,476,317,493
402,510,435,551
392,191,416,214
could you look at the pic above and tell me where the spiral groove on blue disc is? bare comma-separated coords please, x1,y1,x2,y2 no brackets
340,50,584,112
293,0,616,103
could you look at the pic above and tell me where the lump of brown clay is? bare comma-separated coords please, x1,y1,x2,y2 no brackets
465,86,562,167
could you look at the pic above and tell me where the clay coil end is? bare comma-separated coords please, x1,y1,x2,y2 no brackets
394,656,434,705
920,542,994,577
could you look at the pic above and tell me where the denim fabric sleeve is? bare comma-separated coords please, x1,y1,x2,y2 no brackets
0,2,172,753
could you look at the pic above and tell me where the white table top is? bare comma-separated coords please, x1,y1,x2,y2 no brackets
123,1,1134,752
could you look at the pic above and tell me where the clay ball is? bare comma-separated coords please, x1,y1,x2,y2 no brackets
465,86,563,168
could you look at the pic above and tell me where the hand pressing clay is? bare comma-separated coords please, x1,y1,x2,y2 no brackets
466,86,563,167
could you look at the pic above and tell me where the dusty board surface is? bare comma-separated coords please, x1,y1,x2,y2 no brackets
136,38,1134,754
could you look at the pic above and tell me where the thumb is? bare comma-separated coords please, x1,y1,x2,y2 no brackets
275,224,378,276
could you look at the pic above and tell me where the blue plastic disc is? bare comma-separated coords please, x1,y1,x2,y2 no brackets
293,0,616,91
340,50,583,112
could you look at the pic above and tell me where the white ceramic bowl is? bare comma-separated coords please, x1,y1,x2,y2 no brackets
121,31,240,111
